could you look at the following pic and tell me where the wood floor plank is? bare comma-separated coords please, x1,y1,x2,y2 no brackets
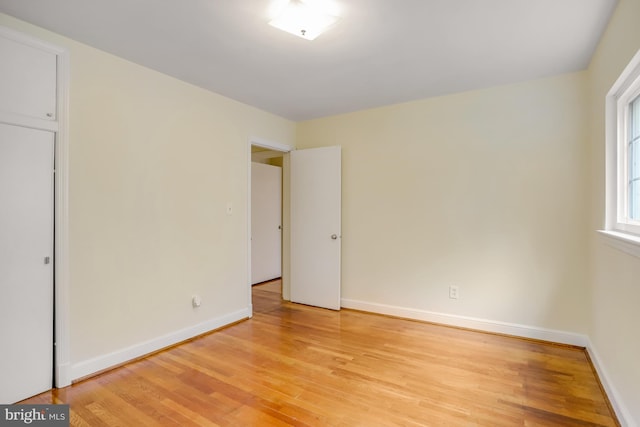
21,280,618,426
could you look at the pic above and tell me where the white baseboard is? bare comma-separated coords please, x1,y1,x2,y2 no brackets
341,298,588,347
70,308,251,381
586,340,637,427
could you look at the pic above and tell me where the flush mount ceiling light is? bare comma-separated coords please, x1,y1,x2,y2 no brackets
269,0,340,41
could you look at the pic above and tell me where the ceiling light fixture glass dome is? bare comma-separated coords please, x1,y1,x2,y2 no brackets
269,0,340,40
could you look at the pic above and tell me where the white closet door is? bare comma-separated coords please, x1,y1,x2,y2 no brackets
251,162,282,284
0,35,57,121
0,123,54,403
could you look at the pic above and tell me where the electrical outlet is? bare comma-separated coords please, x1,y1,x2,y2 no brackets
192,295,202,308
449,285,459,300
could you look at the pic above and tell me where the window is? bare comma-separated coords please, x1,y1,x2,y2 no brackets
628,94,640,221
617,82,640,233
603,49,640,253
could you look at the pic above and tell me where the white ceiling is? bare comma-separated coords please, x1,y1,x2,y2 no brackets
0,0,618,121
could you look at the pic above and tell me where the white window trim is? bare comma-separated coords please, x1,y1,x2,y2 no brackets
602,48,640,258
597,230,640,258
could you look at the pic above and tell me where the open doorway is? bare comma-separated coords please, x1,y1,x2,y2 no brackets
248,139,293,305
251,146,283,291
248,140,342,313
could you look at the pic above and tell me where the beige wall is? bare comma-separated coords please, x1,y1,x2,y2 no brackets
0,14,295,373
587,0,640,422
297,72,590,333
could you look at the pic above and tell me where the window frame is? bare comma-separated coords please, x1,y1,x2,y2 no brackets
616,83,640,234
601,48,640,257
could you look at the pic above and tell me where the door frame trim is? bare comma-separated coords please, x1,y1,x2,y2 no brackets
247,137,292,315
54,38,71,388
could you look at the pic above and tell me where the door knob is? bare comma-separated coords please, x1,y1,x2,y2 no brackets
331,234,338,240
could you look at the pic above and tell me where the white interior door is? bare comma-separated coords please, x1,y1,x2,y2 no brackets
251,162,282,284
0,123,54,403
290,146,341,310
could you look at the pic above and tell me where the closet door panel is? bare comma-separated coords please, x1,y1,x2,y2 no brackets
0,123,54,403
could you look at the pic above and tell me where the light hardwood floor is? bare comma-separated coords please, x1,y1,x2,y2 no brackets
23,280,618,426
